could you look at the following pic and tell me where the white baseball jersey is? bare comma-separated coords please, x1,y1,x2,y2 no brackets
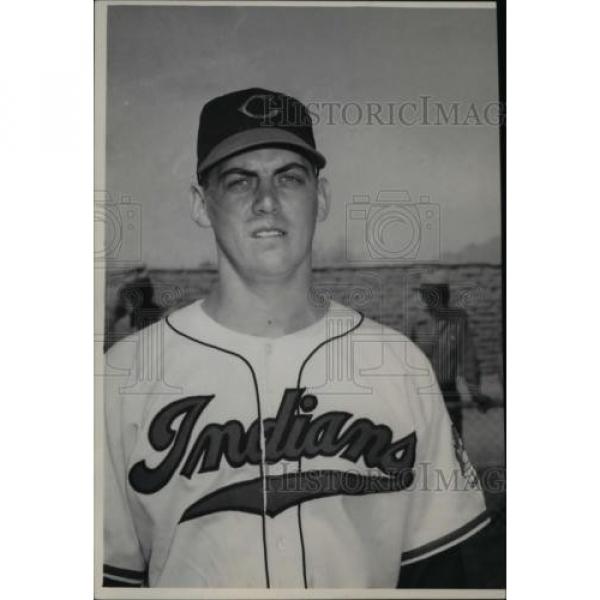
103,300,489,588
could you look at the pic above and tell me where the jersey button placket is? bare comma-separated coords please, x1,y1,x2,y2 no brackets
264,342,274,394
262,343,306,587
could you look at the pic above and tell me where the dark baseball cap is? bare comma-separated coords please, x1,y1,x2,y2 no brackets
196,87,326,178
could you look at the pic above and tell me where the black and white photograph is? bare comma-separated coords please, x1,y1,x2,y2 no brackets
95,0,505,595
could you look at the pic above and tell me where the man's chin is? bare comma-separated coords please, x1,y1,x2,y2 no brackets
245,257,305,282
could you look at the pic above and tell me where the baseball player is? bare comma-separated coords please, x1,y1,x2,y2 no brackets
102,88,490,589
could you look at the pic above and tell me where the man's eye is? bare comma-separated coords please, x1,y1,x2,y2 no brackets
226,178,251,191
277,173,305,186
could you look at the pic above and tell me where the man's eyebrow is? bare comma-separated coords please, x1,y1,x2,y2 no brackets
217,162,312,182
273,162,311,176
217,167,256,181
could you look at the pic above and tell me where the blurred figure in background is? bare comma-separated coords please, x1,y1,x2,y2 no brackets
106,267,164,349
411,271,492,436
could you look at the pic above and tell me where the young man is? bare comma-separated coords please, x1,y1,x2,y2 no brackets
102,88,490,589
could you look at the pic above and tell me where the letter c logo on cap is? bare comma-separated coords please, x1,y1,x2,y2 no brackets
238,94,281,120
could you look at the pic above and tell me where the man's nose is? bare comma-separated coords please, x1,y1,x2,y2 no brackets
252,180,280,215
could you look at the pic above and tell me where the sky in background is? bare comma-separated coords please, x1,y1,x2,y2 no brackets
104,4,501,269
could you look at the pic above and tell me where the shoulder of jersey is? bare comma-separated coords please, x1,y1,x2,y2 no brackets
346,304,434,372
356,311,409,339
104,302,197,361
105,300,428,367
345,303,417,343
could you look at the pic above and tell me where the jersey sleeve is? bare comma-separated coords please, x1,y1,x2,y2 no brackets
103,340,148,587
400,344,490,566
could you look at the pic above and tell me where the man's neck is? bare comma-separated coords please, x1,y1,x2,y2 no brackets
201,262,327,338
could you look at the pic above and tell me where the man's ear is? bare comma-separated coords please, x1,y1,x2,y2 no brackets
190,183,212,228
316,177,331,222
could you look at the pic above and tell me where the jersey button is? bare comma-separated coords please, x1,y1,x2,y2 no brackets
265,343,272,355
276,537,286,551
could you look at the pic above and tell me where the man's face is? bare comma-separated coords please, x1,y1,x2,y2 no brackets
193,147,330,281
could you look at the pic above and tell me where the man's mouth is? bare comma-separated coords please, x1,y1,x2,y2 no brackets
252,228,286,239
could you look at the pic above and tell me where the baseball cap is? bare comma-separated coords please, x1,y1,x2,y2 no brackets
196,87,326,178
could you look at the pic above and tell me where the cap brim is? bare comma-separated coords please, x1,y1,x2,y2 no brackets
198,128,326,174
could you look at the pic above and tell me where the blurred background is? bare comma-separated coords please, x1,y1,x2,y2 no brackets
100,4,500,269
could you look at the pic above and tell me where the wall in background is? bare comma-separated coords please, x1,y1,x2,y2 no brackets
105,263,503,376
